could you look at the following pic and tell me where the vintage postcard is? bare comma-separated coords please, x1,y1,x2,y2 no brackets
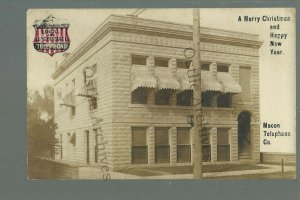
27,8,296,180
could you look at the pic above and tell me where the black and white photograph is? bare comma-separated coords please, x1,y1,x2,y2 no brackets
27,8,296,180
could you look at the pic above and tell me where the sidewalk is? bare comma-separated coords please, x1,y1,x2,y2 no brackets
109,164,296,179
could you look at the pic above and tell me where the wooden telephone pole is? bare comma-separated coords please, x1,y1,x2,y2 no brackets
192,8,203,179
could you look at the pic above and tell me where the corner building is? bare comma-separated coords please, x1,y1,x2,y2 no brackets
53,15,262,170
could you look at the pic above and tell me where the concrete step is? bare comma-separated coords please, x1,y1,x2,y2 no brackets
238,151,251,160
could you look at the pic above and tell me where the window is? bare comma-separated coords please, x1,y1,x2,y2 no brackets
177,128,191,163
71,106,76,117
239,67,251,101
155,89,172,105
94,129,98,163
217,128,230,161
217,64,229,72
202,128,211,162
155,128,170,163
131,87,148,104
177,60,210,70
201,63,210,71
132,127,148,164
132,55,147,65
155,57,169,67
89,97,97,110
85,130,90,164
60,134,63,159
72,78,75,90
69,133,76,146
202,92,212,107
177,59,189,69
177,90,192,106
217,94,231,108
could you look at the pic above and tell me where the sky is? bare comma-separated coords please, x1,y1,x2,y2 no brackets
27,8,296,153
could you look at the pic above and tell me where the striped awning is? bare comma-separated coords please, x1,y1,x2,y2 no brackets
131,65,156,91
201,71,223,92
177,69,222,92
217,72,242,93
177,69,190,90
61,90,76,106
75,78,98,97
155,68,180,90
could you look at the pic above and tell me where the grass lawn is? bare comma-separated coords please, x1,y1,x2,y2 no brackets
116,164,269,177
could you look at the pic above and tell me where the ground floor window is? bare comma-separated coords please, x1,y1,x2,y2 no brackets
94,129,98,163
132,127,148,164
60,134,63,159
202,128,211,162
217,128,230,161
155,128,170,163
131,87,148,104
177,128,191,163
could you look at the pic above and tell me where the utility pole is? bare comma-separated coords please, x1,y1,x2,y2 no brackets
192,8,202,179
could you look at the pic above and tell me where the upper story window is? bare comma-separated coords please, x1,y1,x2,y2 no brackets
65,82,69,92
131,87,148,104
177,59,189,69
69,133,76,147
89,97,97,110
72,78,75,90
217,94,231,108
217,64,229,72
177,90,192,106
155,57,169,67
70,106,76,117
155,89,172,105
132,55,147,65
177,60,210,70
201,63,210,71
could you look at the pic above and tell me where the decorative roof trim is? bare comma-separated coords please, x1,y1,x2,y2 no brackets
52,15,263,80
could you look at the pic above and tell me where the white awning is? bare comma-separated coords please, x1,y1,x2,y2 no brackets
131,65,157,91
155,68,180,90
177,69,223,92
217,72,242,93
61,90,76,106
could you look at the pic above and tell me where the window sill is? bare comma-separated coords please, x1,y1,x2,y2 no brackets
128,104,235,111
89,109,98,113
237,101,252,105
129,104,193,110
212,107,234,111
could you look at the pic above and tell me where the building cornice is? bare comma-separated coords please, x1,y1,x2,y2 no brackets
52,15,263,80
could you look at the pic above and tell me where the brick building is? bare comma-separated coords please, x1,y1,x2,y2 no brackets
52,15,262,170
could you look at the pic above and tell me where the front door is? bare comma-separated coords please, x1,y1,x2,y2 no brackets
238,112,251,160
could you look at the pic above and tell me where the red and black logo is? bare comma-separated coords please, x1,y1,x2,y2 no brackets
33,15,70,56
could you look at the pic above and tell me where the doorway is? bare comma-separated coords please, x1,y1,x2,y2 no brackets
238,111,251,160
